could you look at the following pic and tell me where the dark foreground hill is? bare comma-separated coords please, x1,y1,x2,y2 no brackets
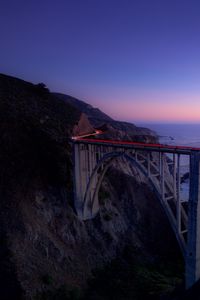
0,73,185,299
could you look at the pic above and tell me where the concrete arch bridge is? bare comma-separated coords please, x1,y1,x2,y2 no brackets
73,138,200,288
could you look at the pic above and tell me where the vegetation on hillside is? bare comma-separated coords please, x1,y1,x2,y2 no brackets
0,74,186,299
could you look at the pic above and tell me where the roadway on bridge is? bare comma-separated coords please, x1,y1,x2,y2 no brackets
73,136,200,154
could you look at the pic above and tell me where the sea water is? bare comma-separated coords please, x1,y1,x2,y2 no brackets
136,124,200,201
140,123,200,148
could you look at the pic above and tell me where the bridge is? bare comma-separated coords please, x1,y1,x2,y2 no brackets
72,137,200,288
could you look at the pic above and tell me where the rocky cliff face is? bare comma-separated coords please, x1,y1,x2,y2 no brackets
0,74,183,299
72,113,95,137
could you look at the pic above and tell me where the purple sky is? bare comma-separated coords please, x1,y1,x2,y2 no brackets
1,0,200,122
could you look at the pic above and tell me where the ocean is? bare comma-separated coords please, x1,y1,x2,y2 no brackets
139,123,200,148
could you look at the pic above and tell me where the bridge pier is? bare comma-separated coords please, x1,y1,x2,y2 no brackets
74,143,100,219
73,143,85,218
186,152,200,288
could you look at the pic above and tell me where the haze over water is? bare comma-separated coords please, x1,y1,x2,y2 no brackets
138,123,200,148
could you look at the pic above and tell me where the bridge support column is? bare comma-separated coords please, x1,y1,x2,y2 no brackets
74,143,93,219
186,152,200,288
74,143,100,220
82,144,98,219
73,143,86,218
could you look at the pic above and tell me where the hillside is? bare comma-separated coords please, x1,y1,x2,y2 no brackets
53,93,113,125
54,92,157,142
0,74,183,299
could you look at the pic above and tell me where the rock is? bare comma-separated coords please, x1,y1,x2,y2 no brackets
181,172,190,184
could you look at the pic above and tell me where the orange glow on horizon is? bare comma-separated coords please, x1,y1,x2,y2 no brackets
93,91,200,123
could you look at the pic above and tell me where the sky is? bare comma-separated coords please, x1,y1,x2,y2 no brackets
1,0,200,123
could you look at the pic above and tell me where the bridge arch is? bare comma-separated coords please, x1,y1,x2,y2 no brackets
83,150,187,255
83,151,144,216
83,152,140,219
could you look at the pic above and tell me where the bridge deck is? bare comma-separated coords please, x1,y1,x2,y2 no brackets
74,138,200,155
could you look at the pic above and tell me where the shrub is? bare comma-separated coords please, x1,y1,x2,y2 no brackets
99,189,110,205
103,213,113,221
41,274,53,285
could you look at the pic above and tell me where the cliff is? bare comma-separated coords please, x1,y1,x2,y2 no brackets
0,74,183,299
